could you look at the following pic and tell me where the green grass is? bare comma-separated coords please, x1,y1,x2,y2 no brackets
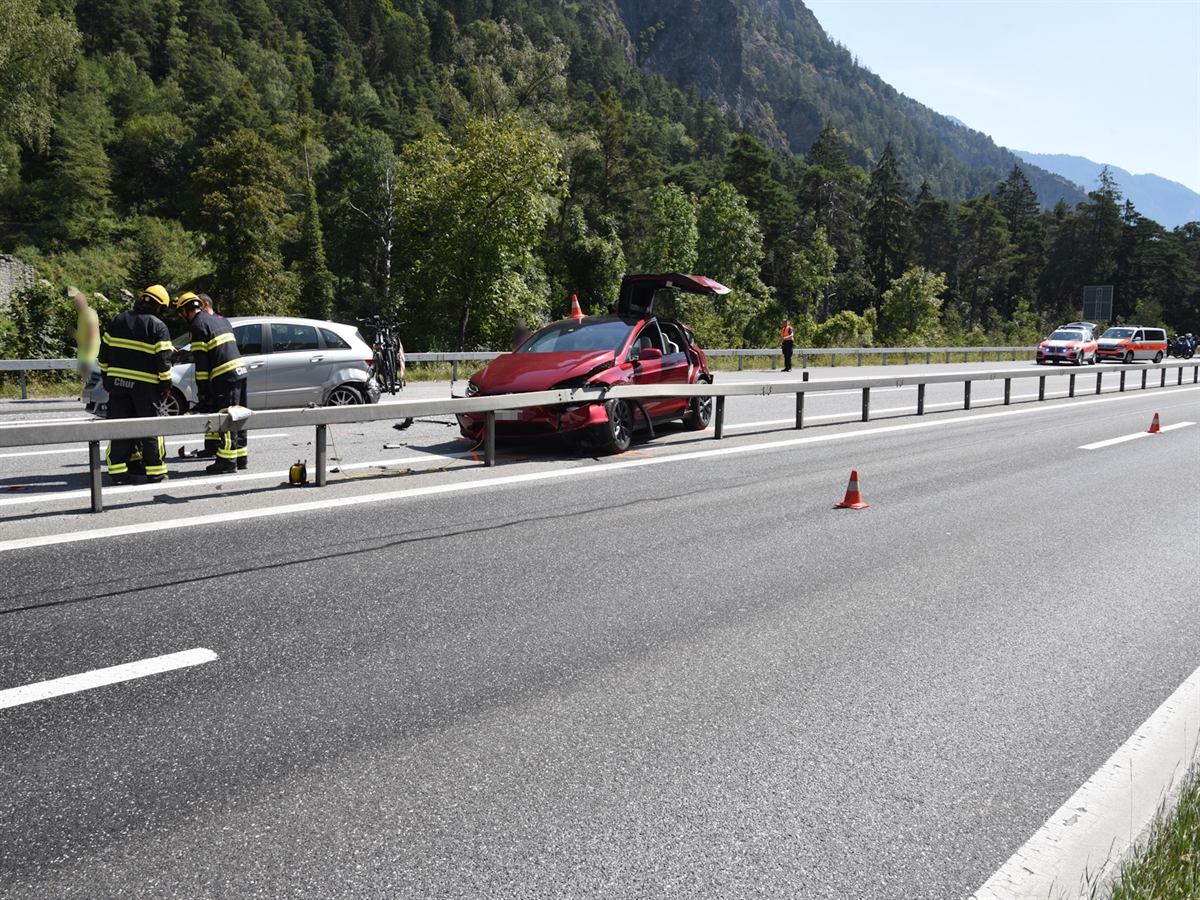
0,371,85,400
1106,760,1199,899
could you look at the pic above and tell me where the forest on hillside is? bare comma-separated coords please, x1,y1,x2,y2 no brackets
1,0,1197,361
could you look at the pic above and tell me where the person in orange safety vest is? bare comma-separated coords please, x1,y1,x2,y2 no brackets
781,318,795,372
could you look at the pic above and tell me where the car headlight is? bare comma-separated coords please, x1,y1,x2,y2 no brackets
465,380,480,397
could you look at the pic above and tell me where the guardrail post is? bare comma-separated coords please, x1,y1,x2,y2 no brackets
926,351,931,364
945,350,951,364
904,351,909,364
1068,374,1076,398
1095,372,1103,394
315,424,327,486
19,370,27,400
1141,370,1147,389
484,411,496,467
1160,368,1166,388
714,396,725,439
1004,378,1011,405
1119,370,1126,392
795,371,807,429
800,351,807,369
917,383,925,415
89,441,103,513
831,352,836,368
452,360,459,381
964,381,972,410
862,387,870,421
857,351,862,366
1039,376,1045,401
882,352,887,366
1178,367,1183,385
737,355,743,371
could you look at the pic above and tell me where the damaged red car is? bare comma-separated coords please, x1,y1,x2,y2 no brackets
456,273,727,453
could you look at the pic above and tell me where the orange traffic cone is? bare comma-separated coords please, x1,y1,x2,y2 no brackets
569,294,585,319
834,470,869,509
1147,413,1161,433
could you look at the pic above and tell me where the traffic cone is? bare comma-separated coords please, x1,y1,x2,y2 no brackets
1147,413,1161,433
834,470,869,509
569,294,585,319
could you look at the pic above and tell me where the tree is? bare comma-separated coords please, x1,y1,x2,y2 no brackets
393,114,563,350
50,61,115,241
295,169,334,321
0,0,80,151
791,225,836,320
193,130,292,316
332,129,402,313
995,165,1044,317
696,181,771,345
640,183,698,273
878,266,945,345
912,180,953,276
952,194,1014,327
863,142,910,299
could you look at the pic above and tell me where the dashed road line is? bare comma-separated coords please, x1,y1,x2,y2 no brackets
0,648,219,709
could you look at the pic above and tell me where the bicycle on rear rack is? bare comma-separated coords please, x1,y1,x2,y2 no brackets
357,315,413,428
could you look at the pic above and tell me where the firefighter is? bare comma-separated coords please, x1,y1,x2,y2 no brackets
176,291,248,474
99,285,174,485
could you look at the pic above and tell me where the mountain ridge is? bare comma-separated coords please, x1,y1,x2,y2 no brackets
1011,151,1200,229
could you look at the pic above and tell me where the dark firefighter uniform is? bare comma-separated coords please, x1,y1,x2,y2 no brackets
99,285,174,484
176,292,248,473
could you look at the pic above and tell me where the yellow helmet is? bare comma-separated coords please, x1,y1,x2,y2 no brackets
176,291,202,312
141,284,170,308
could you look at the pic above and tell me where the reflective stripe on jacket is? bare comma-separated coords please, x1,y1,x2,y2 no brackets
98,309,173,387
189,310,246,385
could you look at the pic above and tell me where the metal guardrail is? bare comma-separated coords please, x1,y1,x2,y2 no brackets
1,360,1196,514
3,346,1038,391
0,358,79,398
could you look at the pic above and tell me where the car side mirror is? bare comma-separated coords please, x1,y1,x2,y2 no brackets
637,348,662,361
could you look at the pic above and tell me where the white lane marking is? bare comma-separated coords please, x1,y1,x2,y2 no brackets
0,648,219,709
1079,422,1195,450
971,664,1200,900
0,452,468,508
1,385,1196,553
0,432,292,459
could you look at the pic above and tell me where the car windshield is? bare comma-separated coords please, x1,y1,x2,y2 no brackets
519,317,637,353
1049,330,1084,341
1102,328,1135,339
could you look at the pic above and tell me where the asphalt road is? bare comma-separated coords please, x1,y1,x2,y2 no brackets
1,364,1198,898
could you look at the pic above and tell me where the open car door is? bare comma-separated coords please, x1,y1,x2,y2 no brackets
616,273,730,317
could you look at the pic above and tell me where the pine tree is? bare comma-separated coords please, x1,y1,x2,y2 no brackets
863,142,911,299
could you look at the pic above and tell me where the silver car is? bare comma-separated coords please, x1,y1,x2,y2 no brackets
83,316,382,415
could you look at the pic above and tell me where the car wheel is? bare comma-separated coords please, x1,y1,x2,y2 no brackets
685,389,713,431
1124,351,1135,364
1153,351,1163,363
1074,354,1083,366
1088,353,1097,365
155,388,187,417
326,384,364,406
594,398,634,453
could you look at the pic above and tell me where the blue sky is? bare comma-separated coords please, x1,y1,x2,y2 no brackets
802,0,1200,193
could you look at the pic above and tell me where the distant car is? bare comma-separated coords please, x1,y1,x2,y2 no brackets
83,316,381,415
456,273,726,453
1095,326,1168,364
1036,328,1097,365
